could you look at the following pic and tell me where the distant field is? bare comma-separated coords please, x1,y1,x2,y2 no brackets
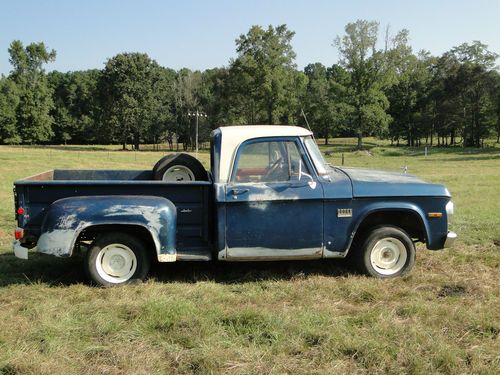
0,140,498,374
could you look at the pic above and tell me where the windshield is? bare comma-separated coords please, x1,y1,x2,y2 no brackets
304,136,328,176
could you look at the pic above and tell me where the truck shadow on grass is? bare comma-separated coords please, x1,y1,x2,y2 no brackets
0,253,85,287
0,252,353,287
152,259,352,284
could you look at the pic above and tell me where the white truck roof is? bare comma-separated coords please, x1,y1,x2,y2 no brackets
216,125,312,183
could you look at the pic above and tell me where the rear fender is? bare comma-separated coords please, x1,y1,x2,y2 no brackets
37,196,177,261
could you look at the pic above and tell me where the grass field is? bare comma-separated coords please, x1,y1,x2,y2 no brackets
0,140,498,374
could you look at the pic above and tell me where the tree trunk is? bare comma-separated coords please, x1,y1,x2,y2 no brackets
134,133,140,150
357,132,363,149
356,110,363,149
268,106,273,125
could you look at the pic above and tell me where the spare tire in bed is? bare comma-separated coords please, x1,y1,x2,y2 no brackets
153,153,208,182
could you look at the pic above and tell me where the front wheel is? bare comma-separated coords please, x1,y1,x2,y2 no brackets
85,232,151,286
356,226,416,278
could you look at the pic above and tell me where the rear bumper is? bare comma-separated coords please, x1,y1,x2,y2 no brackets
443,231,457,248
13,240,28,259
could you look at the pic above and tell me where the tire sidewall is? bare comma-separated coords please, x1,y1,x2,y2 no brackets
360,226,416,278
85,232,151,287
153,153,207,181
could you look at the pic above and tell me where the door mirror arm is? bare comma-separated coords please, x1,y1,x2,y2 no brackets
294,159,316,189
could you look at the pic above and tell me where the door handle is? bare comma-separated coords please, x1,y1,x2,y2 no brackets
230,188,249,196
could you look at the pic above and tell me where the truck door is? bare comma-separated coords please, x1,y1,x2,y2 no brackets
224,137,324,260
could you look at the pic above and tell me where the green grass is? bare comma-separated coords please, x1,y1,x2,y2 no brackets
0,140,499,374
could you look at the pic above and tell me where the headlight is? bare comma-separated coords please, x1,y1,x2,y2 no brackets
446,201,454,216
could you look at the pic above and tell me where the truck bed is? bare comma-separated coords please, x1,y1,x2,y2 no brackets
14,170,213,255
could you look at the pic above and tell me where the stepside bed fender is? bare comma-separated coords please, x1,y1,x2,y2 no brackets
37,195,176,262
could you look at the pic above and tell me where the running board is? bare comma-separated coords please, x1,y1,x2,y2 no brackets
176,248,212,261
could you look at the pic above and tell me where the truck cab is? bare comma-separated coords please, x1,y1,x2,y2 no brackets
13,125,456,286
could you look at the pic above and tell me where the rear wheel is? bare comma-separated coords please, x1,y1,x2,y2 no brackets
85,232,150,286
356,226,415,278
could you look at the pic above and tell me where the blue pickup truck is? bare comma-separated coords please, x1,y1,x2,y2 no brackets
13,126,456,286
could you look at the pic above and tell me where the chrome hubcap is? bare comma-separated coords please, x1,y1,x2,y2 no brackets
370,237,407,275
162,166,195,182
96,244,137,283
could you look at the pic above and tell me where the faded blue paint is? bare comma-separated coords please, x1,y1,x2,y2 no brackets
223,181,324,258
14,131,455,264
37,195,176,259
339,167,451,198
220,136,324,259
321,167,451,252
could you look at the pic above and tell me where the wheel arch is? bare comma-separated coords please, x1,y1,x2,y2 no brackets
77,223,160,259
346,206,429,255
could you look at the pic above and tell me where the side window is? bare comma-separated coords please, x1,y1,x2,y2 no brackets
233,140,310,183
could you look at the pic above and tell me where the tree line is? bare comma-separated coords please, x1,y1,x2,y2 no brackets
0,20,499,149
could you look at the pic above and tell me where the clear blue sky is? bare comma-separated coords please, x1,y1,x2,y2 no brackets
1,0,499,75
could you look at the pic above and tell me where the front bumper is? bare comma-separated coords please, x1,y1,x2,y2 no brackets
13,240,28,259
443,231,457,248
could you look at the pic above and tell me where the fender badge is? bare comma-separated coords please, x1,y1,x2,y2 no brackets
337,208,352,218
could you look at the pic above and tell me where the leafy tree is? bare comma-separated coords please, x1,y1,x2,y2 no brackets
495,72,500,143
0,77,20,143
48,70,100,144
427,42,498,147
230,24,299,124
334,20,391,148
172,69,203,150
449,42,498,147
280,69,308,125
8,40,56,144
198,68,230,128
146,67,176,149
385,30,432,146
303,63,330,140
98,53,163,149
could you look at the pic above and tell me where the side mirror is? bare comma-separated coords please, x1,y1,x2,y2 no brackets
297,159,316,189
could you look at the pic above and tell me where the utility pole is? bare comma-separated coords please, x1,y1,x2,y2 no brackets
188,110,207,154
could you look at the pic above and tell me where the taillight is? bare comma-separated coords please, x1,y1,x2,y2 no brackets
15,228,24,240
17,207,25,215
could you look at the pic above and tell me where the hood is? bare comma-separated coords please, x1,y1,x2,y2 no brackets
337,167,450,198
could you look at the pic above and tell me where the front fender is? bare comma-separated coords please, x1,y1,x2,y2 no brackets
345,201,432,252
37,195,176,261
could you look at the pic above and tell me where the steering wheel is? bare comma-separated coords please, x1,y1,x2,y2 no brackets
263,157,284,181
